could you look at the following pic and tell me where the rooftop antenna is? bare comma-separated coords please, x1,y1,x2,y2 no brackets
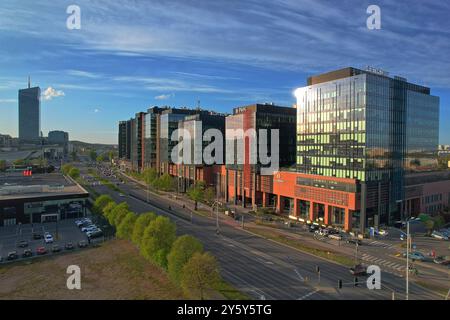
197,100,201,110
28,76,31,88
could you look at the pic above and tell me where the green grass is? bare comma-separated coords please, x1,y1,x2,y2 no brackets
245,226,355,267
214,279,251,300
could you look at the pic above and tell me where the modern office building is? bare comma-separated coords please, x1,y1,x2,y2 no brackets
48,130,69,155
294,67,440,231
174,112,226,192
144,107,168,169
18,79,41,143
221,103,297,208
118,119,132,160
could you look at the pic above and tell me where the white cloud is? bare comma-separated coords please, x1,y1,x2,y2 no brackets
66,69,102,79
154,93,174,100
42,87,65,101
0,99,17,104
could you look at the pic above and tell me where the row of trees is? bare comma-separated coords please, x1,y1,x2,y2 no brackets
93,195,222,299
141,168,176,192
61,163,80,179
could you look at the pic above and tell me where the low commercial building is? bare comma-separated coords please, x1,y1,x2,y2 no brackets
0,172,89,226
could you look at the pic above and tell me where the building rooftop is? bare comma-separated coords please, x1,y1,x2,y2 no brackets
0,173,88,201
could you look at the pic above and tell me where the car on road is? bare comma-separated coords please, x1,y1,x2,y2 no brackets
36,247,47,255
65,242,74,250
7,251,18,261
32,233,43,240
78,240,88,248
350,264,367,276
51,244,61,253
17,240,28,248
346,238,362,245
403,251,426,261
433,256,450,265
431,231,449,240
309,224,320,232
119,193,125,197
44,234,54,244
22,249,33,258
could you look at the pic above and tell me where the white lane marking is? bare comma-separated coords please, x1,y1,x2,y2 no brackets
298,289,319,300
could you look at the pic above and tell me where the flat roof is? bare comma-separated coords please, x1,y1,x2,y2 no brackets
0,173,88,201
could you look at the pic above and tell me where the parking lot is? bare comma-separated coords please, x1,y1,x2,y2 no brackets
0,217,106,263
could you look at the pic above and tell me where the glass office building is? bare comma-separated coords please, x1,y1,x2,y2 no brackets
295,67,439,231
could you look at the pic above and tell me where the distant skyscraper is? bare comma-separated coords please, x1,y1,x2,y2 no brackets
18,78,41,142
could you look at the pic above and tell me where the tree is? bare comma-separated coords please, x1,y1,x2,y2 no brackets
131,212,157,246
117,212,137,240
93,195,114,213
68,167,80,179
103,201,117,220
142,168,158,187
71,151,78,162
89,150,97,162
154,173,175,191
107,202,129,226
424,219,435,235
13,159,26,166
0,160,7,172
140,215,176,268
167,235,204,285
187,181,205,210
180,252,221,300
204,187,215,205
62,164,73,175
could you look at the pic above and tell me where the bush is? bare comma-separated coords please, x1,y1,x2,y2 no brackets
167,235,204,285
140,216,176,268
131,212,157,246
180,252,222,300
68,167,80,179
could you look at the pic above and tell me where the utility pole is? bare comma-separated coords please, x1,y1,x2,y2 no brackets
406,220,410,300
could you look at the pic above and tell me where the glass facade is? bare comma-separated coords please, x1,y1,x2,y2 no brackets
144,112,158,168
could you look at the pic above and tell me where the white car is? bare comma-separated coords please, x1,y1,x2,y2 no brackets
431,231,449,240
44,234,54,244
81,225,97,232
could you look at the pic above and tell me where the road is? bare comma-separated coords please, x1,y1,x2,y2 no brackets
80,165,442,300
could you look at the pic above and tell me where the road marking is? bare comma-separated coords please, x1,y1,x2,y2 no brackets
297,289,319,300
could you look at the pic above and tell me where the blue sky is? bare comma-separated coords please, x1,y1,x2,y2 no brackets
0,0,449,144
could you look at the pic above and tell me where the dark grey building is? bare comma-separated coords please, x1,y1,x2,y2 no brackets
18,81,41,143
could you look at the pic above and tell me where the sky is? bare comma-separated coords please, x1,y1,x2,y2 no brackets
0,0,449,145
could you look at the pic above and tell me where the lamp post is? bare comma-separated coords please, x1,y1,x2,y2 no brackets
406,220,410,300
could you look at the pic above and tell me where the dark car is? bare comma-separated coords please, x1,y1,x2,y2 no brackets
78,240,88,248
65,242,74,250
7,251,18,260
32,233,43,240
51,244,61,253
433,256,450,265
17,240,28,248
22,249,33,258
88,230,103,239
36,247,47,255
309,224,320,232
346,238,363,245
350,264,367,276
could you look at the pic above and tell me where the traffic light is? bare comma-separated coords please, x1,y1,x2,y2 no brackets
338,279,342,289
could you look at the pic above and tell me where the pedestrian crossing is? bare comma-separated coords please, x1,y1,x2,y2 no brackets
361,253,405,273
366,240,396,250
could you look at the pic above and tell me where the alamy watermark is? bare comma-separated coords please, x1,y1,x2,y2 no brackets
170,124,279,175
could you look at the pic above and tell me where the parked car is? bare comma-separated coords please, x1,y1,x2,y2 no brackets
81,225,98,233
403,251,426,261
87,230,103,239
17,240,28,248
309,224,320,232
65,242,74,250
431,231,449,240
78,240,88,248
36,247,47,255
350,264,367,276
7,251,18,261
22,249,33,258
51,244,61,253
44,234,54,244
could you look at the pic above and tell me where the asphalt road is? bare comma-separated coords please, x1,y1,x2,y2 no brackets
81,165,442,300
